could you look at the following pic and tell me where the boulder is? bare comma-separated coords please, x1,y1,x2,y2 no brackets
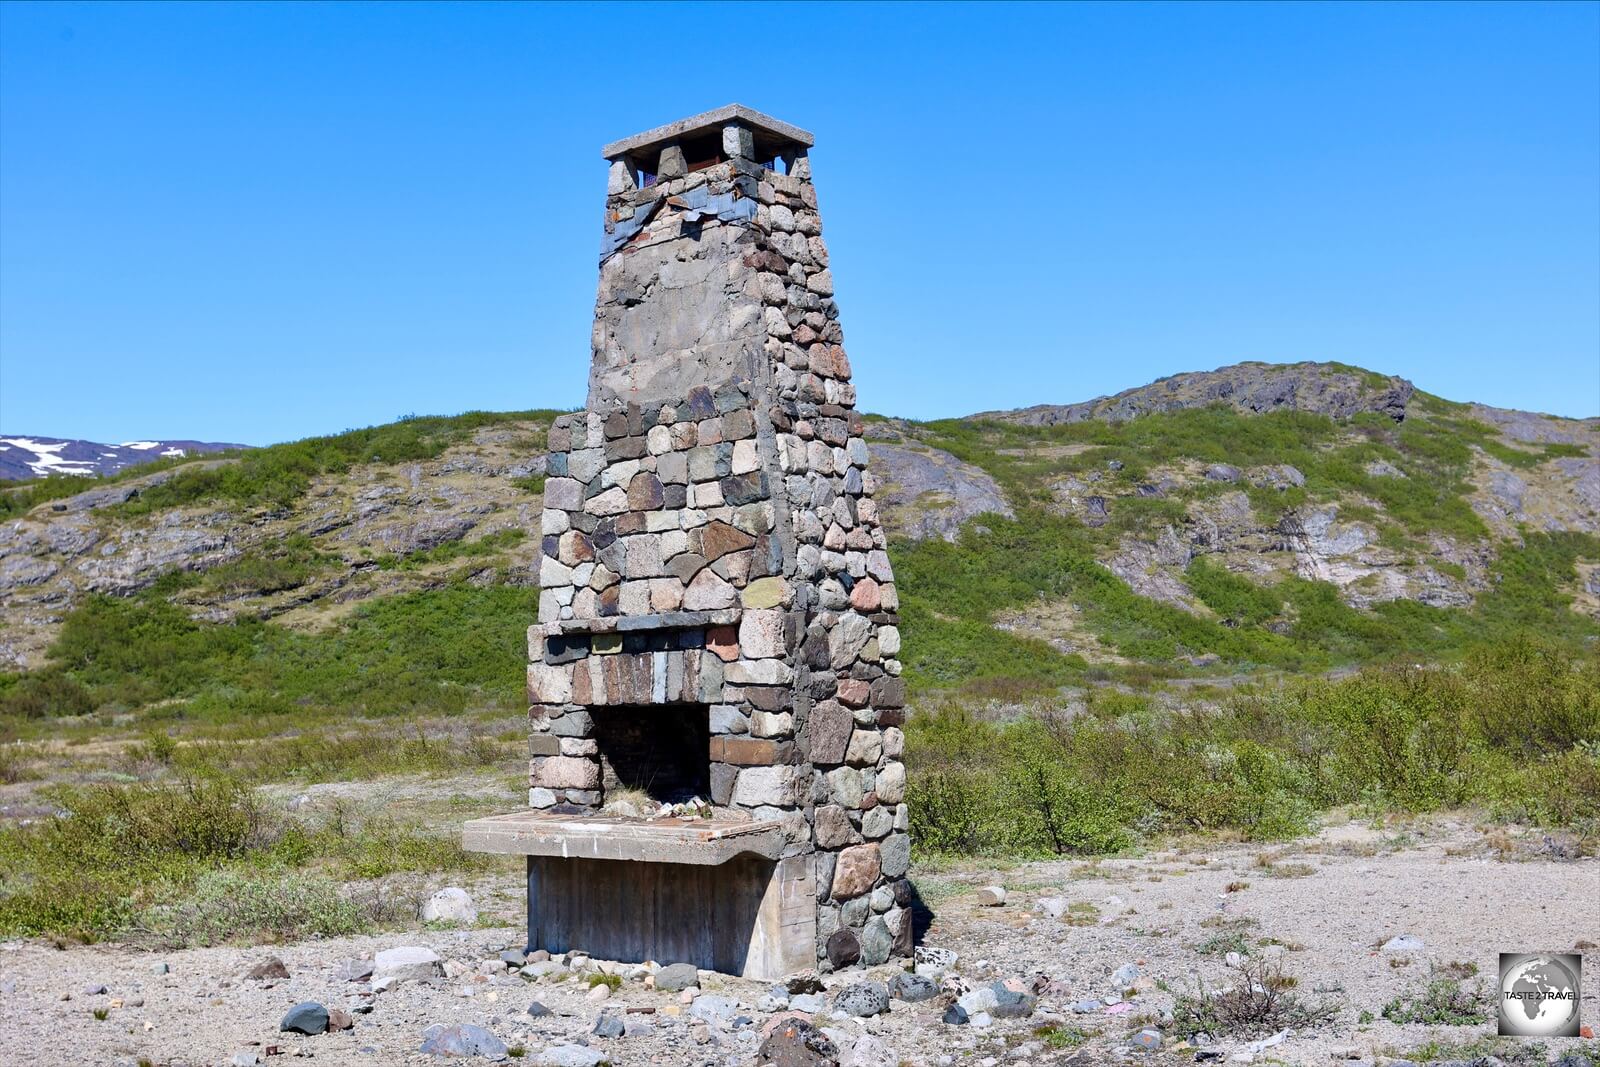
336,958,375,982
421,887,478,924
655,962,700,991
688,993,741,1024
245,958,289,981
279,1002,329,1035
783,970,826,995
888,971,939,1002
420,1023,509,1058
833,981,889,1018
977,885,1007,906
841,1034,897,1067
536,1045,612,1067
758,1015,839,1067
990,977,1037,1018
373,946,445,985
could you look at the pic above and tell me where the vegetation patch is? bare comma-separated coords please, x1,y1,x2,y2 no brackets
1381,978,1490,1025
1171,956,1338,1039
907,637,1600,857
0,777,483,943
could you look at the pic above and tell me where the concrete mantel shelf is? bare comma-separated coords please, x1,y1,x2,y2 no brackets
540,609,741,637
461,811,786,865
601,103,815,159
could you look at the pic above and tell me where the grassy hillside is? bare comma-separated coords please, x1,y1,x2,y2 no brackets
879,397,1598,693
1,373,1597,942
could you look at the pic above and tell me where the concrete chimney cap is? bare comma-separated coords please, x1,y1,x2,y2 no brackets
602,104,815,160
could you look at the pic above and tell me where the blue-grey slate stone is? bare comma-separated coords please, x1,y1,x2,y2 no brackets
888,971,939,1002
279,1002,329,1035
655,962,700,991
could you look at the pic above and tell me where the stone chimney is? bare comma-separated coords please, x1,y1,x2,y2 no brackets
465,105,907,978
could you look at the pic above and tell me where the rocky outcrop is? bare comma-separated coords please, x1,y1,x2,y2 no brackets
981,361,1414,426
0,424,548,669
869,440,1011,542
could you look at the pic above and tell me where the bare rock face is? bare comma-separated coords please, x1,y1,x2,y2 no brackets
869,439,1012,542
981,361,1415,426
0,422,548,669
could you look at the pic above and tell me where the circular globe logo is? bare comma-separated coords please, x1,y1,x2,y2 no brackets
1498,953,1581,1037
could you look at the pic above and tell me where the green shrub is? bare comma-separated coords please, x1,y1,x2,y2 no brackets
137,869,372,948
0,671,97,719
4,584,534,727
905,637,1600,858
1381,979,1489,1025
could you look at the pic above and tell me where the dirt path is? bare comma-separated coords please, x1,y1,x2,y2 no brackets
0,818,1594,1066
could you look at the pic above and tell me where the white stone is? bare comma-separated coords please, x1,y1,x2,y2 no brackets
587,486,629,515
749,711,793,738
421,887,477,925
567,448,605,483
732,765,796,807
600,459,640,489
828,612,872,668
646,425,672,455
976,885,1007,907
731,439,760,474
724,659,793,685
875,761,906,804
683,568,736,610
845,729,882,767
738,608,786,659
539,556,573,588
527,663,572,704
373,946,444,985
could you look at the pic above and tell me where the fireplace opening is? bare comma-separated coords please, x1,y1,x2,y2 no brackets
592,704,710,805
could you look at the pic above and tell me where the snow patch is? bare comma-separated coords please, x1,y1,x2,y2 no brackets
0,437,100,477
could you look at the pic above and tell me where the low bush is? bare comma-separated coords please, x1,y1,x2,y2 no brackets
0,776,483,942
1172,956,1338,1039
136,869,374,948
1381,978,1490,1025
906,637,1600,858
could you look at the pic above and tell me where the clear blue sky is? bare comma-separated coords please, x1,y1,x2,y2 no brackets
2,1,1596,445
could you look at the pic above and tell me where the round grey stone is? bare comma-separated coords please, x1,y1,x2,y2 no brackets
888,971,939,1002
655,962,700,991
834,980,890,1018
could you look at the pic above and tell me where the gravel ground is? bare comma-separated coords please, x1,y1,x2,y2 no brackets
1,817,1595,1067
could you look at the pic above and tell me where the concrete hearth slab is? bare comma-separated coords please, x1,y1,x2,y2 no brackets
461,811,785,865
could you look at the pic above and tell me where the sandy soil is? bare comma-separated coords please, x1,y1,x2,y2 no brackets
0,817,1595,1067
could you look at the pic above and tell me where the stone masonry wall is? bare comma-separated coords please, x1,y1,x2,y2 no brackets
527,125,909,970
